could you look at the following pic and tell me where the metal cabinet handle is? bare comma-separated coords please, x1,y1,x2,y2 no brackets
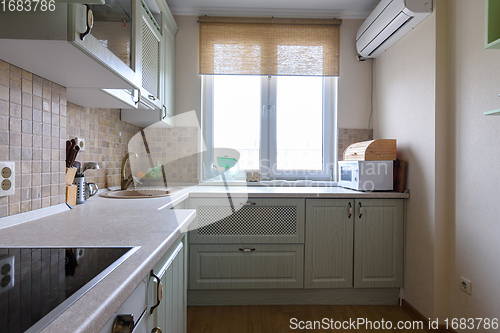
239,248,256,252
148,94,156,101
134,89,141,105
240,202,256,206
162,105,167,119
80,5,94,40
359,202,363,218
112,314,134,333
348,202,352,218
149,270,162,314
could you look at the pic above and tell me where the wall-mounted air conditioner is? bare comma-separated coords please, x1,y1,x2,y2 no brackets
356,0,433,59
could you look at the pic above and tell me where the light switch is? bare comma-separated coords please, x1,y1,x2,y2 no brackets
0,161,15,196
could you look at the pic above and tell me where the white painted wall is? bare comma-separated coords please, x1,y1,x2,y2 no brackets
174,16,201,121
338,19,372,129
375,0,500,325
373,10,437,319
173,16,372,129
448,0,500,325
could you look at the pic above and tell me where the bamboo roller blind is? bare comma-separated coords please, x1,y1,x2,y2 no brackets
198,16,342,76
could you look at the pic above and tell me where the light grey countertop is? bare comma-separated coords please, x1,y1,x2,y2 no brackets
187,185,410,198
0,185,408,332
0,192,195,333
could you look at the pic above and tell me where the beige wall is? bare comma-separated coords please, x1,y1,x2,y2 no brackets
174,16,201,121
448,0,500,324
338,19,372,129
375,0,500,324
373,10,437,319
173,16,372,129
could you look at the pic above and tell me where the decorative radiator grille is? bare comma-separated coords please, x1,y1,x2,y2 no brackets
141,19,160,97
197,206,297,236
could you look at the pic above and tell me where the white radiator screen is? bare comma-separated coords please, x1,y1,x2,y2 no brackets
197,206,298,236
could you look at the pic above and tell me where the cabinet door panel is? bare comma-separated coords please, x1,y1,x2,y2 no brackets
190,244,304,289
354,199,404,288
305,199,354,288
148,235,186,333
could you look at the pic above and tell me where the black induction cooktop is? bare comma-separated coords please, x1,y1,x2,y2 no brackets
0,246,137,333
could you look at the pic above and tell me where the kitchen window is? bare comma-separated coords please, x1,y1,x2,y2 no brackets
198,16,341,181
202,75,337,181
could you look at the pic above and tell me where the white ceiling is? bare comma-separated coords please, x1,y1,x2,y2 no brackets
166,0,380,19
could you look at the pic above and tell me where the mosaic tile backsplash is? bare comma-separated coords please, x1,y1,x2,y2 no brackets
0,60,67,217
0,59,142,218
129,126,199,185
66,103,141,190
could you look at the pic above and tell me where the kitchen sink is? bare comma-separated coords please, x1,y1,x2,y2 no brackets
100,189,178,199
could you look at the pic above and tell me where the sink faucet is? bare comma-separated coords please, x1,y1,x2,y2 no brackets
121,152,138,190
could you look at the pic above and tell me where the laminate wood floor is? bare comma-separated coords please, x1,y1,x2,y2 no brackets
187,305,433,333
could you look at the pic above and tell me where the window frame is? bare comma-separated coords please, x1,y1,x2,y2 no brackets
201,75,338,181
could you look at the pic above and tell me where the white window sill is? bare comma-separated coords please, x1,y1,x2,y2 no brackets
198,180,339,187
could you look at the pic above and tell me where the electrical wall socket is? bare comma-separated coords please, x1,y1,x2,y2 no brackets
0,255,15,294
75,137,85,151
0,161,15,196
460,276,472,295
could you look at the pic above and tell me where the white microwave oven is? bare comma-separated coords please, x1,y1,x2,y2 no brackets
338,161,393,191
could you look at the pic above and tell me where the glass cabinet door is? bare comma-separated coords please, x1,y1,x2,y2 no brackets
89,0,134,68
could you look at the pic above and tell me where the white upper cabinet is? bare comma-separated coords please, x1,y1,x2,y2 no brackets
121,1,178,127
0,0,177,115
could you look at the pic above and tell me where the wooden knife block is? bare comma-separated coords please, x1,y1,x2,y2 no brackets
66,185,77,206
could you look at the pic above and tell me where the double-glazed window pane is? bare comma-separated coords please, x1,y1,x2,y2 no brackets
213,75,261,170
276,76,323,170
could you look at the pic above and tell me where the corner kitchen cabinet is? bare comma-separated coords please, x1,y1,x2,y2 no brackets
188,198,305,290
0,0,176,117
305,198,404,289
99,235,186,333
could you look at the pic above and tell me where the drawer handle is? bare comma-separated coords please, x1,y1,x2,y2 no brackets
359,202,363,218
239,248,256,252
241,202,256,206
149,270,162,314
112,314,134,333
348,202,352,218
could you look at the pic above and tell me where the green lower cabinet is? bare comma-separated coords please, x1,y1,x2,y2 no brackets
189,244,304,289
147,235,186,333
304,198,405,289
353,199,404,288
304,199,354,288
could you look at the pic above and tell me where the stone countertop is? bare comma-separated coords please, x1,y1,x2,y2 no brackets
0,193,195,333
187,185,410,198
0,185,408,332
